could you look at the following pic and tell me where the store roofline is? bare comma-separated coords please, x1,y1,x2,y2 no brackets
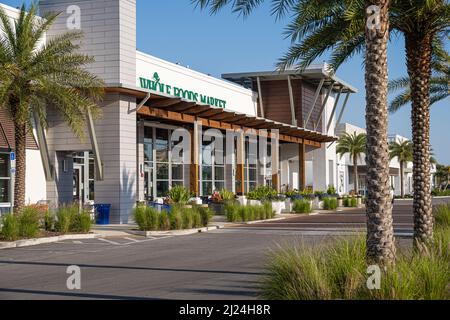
222,63,358,94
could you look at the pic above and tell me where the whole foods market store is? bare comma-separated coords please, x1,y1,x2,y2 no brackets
107,85,335,203
32,0,355,224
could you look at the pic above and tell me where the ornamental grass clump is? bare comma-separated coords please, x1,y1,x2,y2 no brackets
17,206,41,238
168,186,191,204
293,199,312,214
323,197,338,211
134,204,211,231
434,204,450,230
261,232,450,300
0,214,19,241
224,202,275,222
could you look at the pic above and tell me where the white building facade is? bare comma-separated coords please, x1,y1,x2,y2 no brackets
1,0,359,222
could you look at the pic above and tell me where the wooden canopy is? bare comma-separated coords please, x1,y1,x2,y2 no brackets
105,86,338,147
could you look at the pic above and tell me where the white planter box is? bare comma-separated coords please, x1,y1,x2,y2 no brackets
272,201,286,215
237,196,247,206
357,197,362,207
248,200,262,206
313,198,324,210
283,199,293,213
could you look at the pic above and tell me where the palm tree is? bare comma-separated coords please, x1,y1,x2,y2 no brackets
0,4,104,213
336,132,366,195
197,0,450,250
193,0,398,263
278,0,448,249
389,39,449,113
389,140,413,198
364,0,396,264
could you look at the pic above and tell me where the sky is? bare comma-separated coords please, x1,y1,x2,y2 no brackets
2,0,449,164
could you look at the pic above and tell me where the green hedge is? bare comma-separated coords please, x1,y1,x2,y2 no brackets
0,205,92,241
225,202,275,222
323,198,338,211
262,231,450,300
54,205,92,234
293,199,312,214
343,197,358,208
133,204,213,231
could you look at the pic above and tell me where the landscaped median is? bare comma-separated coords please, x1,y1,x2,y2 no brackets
131,202,219,236
261,204,450,300
0,204,97,250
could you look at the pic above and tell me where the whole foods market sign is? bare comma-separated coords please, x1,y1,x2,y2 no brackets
139,72,227,109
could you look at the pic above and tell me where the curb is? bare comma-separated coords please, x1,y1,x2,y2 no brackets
0,233,100,250
242,216,288,225
126,225,224,238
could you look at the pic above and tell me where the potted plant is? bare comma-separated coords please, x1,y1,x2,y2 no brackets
270,195,286,215
208,189,235,215
247,190,262,206
300,189,315,211
284,190,300,213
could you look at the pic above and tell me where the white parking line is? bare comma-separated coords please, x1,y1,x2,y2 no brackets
123,237,141,243
98,238,122,246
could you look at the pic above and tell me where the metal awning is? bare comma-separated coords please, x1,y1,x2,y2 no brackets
222,63,358,94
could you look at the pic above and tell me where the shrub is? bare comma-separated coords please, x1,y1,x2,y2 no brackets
434,204,450,230
1,214,19,241
314,190,326,199
133,206,159,231
159,211,170,231
219,189,235,202
169,209,183,230
327,185,336,195
225,202,240,222
323,198,338,211
262,235,450,300
196,206,213,226
71,211,92,233
43,211,56,232
55,205,76,233
225,203,275,222
247,186,277,201
432,189,450,197
168,186,191,204
18,207,41,238
293,199,312,214
181,209,194,229
264,202,275,219
343,197,358,208
192,211,202,228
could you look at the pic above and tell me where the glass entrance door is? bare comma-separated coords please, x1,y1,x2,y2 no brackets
73,164,83,205
144,164,154,201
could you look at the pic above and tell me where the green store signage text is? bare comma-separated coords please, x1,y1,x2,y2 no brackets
139,72,227,109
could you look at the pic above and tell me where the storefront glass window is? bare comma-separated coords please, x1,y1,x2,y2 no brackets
201,137,225,196
0,153,11,204
144,126,153,162
144,126,186,200
245,138,258,193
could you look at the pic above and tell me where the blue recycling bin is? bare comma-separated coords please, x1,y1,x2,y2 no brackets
94,204,111,225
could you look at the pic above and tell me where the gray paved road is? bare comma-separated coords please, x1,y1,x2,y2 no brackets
0,199,448,300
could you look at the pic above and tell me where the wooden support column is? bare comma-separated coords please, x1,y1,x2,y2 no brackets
299,143,306,190
190,121,201,197
236,130,245,195
271,131,280,192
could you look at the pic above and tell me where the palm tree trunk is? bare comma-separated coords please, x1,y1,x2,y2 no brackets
405,33,434,249
399,160,405,198
364,0,396,264
13,121,27,213
354,157,359,195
